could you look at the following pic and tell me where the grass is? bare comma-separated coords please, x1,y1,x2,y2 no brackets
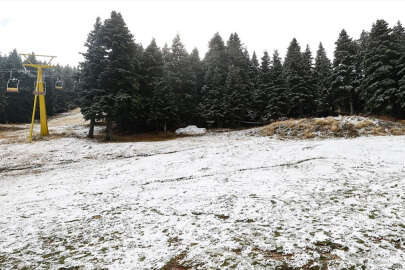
261,115,405,139
355,120,374,129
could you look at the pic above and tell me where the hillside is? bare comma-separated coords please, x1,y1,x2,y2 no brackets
0,110,404,269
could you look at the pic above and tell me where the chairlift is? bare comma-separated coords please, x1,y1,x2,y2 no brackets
55,79,63,90
7,78,19,93
6,71,19,93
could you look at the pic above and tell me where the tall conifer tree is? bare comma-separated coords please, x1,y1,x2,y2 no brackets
330,29,359,114
165,34,195,125
314,42,332,115
78,17,105,138
392,21,405,116
224,33,251,124
199,33,228,126
99,11,140,140
361,20,397,115
283,38,313,116
263,50,288,119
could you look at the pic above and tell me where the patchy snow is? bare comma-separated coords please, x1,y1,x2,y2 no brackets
1,124,405,269
175,125,207,136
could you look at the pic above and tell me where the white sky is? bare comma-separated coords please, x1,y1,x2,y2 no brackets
0,0,404,66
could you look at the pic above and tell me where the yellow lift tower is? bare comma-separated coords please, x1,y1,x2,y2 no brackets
20,54,56,143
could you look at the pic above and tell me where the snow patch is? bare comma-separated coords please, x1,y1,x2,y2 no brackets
175,125,207,136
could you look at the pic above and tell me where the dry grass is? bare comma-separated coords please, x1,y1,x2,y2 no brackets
261,116,405,139
355,120,375,129
314,117,338,126
390,127,405,135
303,130,315,139
330,122,340,132
372,127,386,136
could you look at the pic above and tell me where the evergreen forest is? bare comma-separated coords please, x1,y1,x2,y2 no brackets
1,11,405,140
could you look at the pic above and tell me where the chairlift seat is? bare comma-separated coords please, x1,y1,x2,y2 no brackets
55,80,63,90
7,78,19,93
7,87,18,93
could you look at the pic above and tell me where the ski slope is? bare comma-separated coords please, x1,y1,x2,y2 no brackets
0,120,404,269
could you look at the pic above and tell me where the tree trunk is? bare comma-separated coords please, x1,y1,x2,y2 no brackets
88,117,95,138
163,120,167,137
105,116,113,141
349,101,354,115
298,104,304,117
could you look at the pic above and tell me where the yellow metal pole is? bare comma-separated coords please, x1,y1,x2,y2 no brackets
21,54,56,142
37,68,49,136
29,95,38,143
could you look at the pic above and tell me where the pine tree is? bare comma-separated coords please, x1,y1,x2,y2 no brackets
226,33,250,84
361,20,397,115
259,51,271,84
247,51,262,120
99,11,140,140
223,64,249,123
142,38,165,130
224,33,251,124
165,34,195,125
283,38,313,117
330,29,359,114
314,42,332,115
78,17,105,138
302,45,317,114
199,33,228,126
0,94,5,116
162,43,171,63
263,50,288,119
188,48,204,123
249,51,260,89
252,51,270,120
149,78,178,133
0,54,6,111
392,21,405,117
142,39,164,96
354,30,369,113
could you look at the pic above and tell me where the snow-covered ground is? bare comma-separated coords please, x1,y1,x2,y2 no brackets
1,115,405,269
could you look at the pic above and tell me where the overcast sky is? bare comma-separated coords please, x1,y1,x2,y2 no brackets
0,0,404,66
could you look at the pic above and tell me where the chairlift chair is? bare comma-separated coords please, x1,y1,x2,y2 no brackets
55,80,63,90
7,78,19,93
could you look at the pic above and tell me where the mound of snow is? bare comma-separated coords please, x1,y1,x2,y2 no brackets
175,125,207,136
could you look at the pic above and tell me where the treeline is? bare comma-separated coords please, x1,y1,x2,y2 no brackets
79,11,405,140
0,50,78,123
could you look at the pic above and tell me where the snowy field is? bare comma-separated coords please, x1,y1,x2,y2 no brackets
1,114,405,269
